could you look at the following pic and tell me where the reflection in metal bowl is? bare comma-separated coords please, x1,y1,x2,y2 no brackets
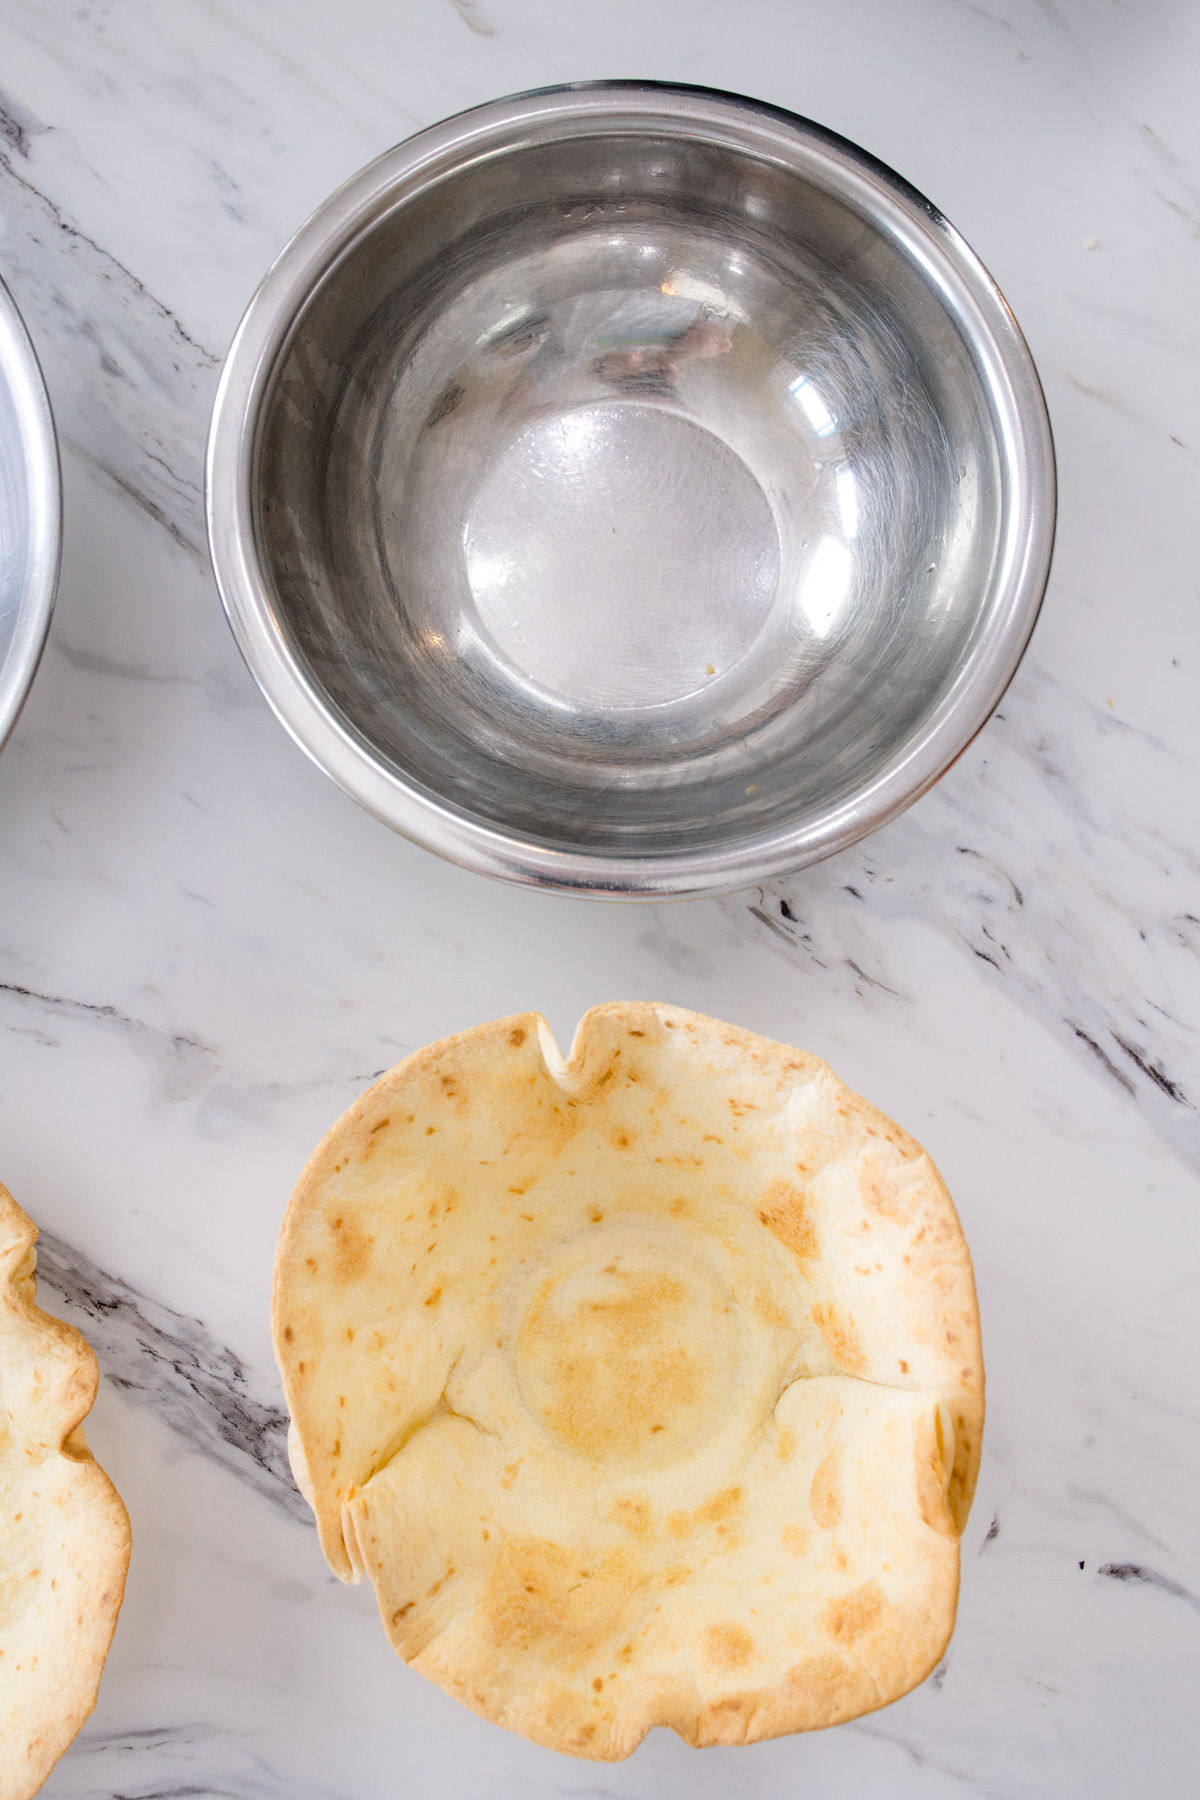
0,276,60,755
207,83,1055,898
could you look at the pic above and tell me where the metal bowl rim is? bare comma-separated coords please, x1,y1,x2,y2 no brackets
0,274,61,754
206,79,1056,900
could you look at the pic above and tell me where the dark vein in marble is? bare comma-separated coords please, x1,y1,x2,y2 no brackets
67,1720,351,1798
95,459,204,559
731,670,1200,1173
0,979,390,1140
0,147,216,364
747,902,795,946
0,135,218,561
1098,1562,1200,1612
112,1788,239,1799
848,1720,1015,1799
450,0,497,34
54,640,196,684
1072,1027,1135,1095
1068,1488,1171,1553
0,980,219,1102
0,978,210,1048
1109,1035,1187,1103
34,1230,308,1524
0,85,48,159
844,957,907,1001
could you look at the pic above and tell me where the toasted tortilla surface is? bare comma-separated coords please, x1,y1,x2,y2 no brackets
0,1185,131,1800
275,1005,983,1757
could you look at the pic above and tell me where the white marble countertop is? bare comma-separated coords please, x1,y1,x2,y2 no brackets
1,2,1197,1795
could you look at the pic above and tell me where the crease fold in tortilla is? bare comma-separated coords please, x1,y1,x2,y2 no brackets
0,1184,131,1800
275,1004,983,1758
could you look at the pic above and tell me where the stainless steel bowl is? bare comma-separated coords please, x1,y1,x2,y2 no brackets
0,274,60,754
207,82,1054,899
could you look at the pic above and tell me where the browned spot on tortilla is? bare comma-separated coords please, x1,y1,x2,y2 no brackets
702,1622,755,1670
782,1524,810,1558
754,1289,790,1330
899,1359,908,1373
588,1207,604,1223
821,1581,885,1644
784,1652,867,1723
810,1445,843,1528
325,1209,372,1281
858,1146,917,1222
369,1116,390,1134
608,1128,632,1150
501,1460,522,1489
757,1179,819,1261
776,1426,796,1462
668,1485,742,1538
611,1493,653,1539
518,1270,706,1462
480,1540,639,1663
282,1325,293,1342
695,1693,759,1745
509,1027,526,1047
423,1287,442,1309
391,1600,415,1624
811,1301,866,1373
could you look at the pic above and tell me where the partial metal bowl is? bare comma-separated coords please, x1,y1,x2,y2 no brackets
207,82,1055,899
0,274,60,755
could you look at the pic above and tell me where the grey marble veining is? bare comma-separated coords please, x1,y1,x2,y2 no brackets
0,94,219,561
737,661,1200,1172
35,1224,306,1522
44,1722,353,1800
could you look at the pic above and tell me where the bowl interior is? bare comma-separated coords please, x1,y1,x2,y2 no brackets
255,120,1004,856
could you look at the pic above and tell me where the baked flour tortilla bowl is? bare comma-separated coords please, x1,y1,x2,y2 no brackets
0,1185,130,1800
275,1004,983,1758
